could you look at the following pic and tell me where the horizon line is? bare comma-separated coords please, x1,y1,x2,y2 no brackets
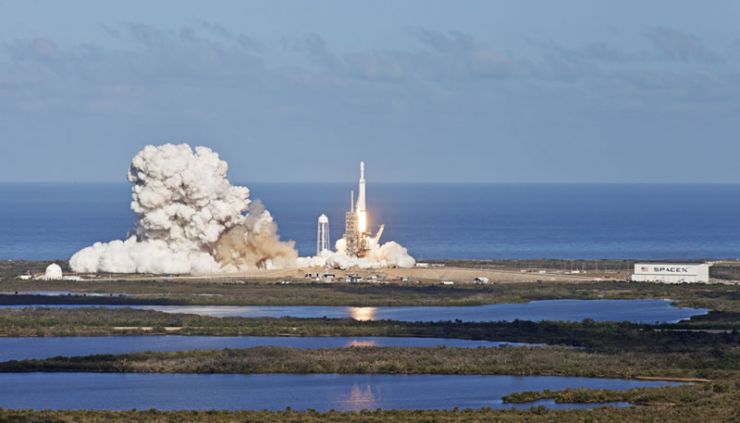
2,180,740,185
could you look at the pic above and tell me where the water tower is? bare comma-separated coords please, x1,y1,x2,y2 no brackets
317,214,330,255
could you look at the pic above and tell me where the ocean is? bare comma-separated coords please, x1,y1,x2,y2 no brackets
1,183,740,260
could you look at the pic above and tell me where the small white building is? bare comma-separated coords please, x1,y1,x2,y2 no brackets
631,263,711,283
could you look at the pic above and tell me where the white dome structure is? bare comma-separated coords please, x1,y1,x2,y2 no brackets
43,263,63,280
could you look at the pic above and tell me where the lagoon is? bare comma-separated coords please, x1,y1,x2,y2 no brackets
0,336,531,362
128,299,706,323
0,373,682,411
1,299,708,323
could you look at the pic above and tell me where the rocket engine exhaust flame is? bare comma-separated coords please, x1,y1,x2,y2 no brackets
356,211,367,234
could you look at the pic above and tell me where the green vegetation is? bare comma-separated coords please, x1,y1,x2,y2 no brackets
1,308,739,353
709,263,740,281
2,345,738,380
502,384,714,405
1,277,739,312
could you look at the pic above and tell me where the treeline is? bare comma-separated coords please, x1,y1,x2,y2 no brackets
502,382,734,405
0,295,186,306
1,345,738,380
1,396,739,423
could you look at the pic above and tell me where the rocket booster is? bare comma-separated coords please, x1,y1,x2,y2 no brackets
357,161,366,213
356,161,367,233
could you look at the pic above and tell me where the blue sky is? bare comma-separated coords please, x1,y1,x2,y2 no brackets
1,1,739,183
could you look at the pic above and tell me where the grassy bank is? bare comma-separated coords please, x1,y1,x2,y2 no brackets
0,278,739,312
8,258,740,278
502,384,715,405
2,345,738,380
1,388,739,423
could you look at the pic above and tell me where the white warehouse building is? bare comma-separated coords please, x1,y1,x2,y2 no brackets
631,263,711,284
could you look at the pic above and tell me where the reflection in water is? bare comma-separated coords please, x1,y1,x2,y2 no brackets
345,340,378,347
1,299,707,323
350,307,377,321
344,383,378,410
0,373,682,411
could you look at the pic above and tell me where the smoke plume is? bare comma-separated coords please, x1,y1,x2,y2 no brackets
69,144,296,274
214,201,297,270
297,238,416,270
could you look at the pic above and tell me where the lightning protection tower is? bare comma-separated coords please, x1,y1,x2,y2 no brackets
317,214,330,255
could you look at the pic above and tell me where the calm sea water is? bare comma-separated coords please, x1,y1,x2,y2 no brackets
0,336,533,361
0,373,679,411
2,183,740,260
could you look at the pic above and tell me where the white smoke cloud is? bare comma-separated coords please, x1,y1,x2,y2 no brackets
70,144,296,274
298,238,416,270
70,143,414,275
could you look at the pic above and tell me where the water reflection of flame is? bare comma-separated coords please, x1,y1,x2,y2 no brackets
350,307,377,321
344,383,377,410
346,340,378,347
